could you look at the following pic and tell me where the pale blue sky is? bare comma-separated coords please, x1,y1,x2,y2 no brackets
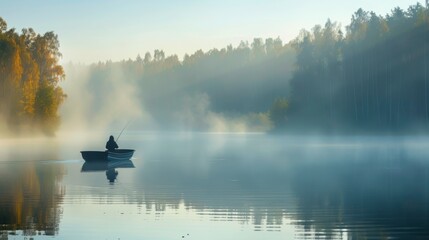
0,0,423,63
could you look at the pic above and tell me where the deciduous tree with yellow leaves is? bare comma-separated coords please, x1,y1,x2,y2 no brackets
0,17,65,135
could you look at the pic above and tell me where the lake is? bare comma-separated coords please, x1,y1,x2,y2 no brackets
0,133,428,239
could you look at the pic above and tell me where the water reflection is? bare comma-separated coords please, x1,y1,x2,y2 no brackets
125,135,429,238
68,134,429,238
1,135,429,239
288,147,429,239
0,148,65,238
81,159,135,183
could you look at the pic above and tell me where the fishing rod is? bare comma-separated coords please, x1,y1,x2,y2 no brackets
116,120,131,143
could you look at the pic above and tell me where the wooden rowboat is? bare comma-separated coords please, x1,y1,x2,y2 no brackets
80,149,135,162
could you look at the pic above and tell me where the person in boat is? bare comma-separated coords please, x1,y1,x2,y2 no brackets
106,135,119,152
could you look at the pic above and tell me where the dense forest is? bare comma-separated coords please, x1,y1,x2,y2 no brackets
63,3,429,134
0,17,65,135
63,39,295,132
3,3,428,134
282,3,429,133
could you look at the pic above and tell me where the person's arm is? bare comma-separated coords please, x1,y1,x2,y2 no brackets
114,142,119,149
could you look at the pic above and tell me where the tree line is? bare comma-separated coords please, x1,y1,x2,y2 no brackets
64,38,295,131
19,2,428,134
0,17,65,135
278,3,429,133
67,3,429,134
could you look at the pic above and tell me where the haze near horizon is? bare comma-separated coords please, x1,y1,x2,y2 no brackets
0,0,422,64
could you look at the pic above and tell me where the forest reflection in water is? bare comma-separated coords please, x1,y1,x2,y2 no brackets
0,134,428,239
0,139,65,237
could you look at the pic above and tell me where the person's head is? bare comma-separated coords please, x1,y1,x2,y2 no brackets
109,135,114,141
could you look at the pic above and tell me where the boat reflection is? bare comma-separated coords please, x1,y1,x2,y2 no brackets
81,160,135,183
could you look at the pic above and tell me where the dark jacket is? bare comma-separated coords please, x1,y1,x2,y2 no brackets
106,137,119,151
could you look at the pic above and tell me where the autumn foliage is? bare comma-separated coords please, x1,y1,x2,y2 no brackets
0,17,65,135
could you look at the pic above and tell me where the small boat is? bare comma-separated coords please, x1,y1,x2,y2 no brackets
80,149,135,162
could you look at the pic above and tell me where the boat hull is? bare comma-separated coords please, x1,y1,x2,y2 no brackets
107,149,135,161
80,149,135,162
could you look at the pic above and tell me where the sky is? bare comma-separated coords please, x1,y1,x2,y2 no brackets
0,0,424,64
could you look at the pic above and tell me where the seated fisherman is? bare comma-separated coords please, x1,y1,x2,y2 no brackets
106,135,119,152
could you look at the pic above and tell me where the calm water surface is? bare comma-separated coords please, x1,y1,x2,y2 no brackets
0,133,428,239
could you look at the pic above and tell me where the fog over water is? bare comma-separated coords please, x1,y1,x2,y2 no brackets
59,39,294,134
0,133,428,239
59,64,146,133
